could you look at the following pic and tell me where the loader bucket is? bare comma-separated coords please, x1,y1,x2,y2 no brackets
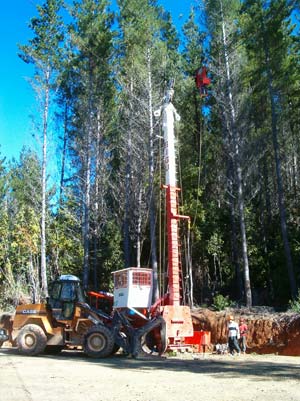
131,315,166,358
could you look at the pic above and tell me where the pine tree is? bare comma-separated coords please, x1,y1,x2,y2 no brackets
67,0,115,289
18,0,64,298
7,150,43,303
203,0,253,306
240,0,298,299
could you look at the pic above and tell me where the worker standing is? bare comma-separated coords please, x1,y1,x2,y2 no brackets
239,317,248,354
227,315,241,356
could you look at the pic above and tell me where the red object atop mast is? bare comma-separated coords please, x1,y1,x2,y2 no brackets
195,66,211,96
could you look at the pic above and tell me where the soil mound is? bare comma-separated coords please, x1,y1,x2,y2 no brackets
191,307,300,356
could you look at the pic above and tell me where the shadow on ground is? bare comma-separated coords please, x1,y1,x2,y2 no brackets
1,347,299,381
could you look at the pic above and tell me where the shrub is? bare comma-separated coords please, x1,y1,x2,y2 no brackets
288,290,300,313
212,293,232,311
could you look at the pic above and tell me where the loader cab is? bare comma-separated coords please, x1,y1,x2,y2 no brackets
48,274,85,321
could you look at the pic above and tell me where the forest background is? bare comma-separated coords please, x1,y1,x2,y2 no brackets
0,0,299,311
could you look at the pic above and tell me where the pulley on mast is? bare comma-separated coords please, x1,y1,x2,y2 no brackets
195,66,211,97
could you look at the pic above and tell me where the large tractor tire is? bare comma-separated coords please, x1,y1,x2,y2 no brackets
84,325,114,358
17,324,47,356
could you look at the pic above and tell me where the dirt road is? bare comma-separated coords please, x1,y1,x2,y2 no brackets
0,347,299,401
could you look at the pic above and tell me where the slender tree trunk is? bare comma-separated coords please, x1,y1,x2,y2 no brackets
292,154,298,200
187,226,194,308
147,48,159,301
53,237,60,279
124,111,132,267
59,101,69,206
83,125,91,290
260,158,274,302
136,187,142,268
124,151,131,268
264,44,297,298
83,68,93,290
29,253,40,303
123,77,135,268
93,115,101,289
41,76,49,299
237,163,252,306
220,0,252,306
228,162,243,300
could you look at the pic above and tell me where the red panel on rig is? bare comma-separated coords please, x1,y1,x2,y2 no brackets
162,305,194,339
185,331,211,352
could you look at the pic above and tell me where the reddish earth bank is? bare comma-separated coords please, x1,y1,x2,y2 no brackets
192,307,300,356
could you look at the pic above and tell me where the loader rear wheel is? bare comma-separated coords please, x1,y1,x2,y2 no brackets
84,325,114,358
17,324,47,356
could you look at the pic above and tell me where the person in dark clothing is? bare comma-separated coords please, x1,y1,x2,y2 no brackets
239,317,248,354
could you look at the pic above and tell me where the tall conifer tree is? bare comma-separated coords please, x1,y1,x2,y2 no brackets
18,0,64,298
241,0,298,299
67,0,115,289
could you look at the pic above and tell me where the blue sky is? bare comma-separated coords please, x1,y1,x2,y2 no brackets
0,1,38,162
0,0,193,163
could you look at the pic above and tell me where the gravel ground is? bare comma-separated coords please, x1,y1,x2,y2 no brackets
1,347,300,401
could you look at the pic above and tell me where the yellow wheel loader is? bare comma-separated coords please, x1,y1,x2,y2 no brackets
9,275,115,357
1,274,163,358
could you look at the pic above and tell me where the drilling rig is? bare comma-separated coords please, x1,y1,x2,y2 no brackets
111,80,207,354
152,79,194,350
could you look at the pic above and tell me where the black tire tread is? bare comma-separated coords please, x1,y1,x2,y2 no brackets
84,325,114,358
17,324,47,356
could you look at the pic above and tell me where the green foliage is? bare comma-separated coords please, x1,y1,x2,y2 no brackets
1,0,300,310
97,220,124,291
207,233,224,256
18,0,64,70
47,207,84,277
288,290,300,313
212,294,233,311
0,261,30,311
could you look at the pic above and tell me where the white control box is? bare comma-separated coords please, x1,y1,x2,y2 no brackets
112,267,153,309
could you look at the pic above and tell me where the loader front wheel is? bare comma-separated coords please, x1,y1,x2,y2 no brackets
17,324,47,356
84,325,114,358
